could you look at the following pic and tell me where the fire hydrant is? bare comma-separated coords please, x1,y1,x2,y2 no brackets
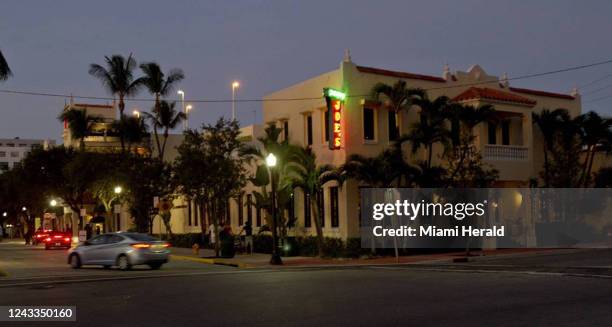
192,243,200,256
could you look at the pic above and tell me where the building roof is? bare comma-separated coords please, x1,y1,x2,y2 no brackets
508,87,575,100
452,87,537,106
356,65,447,83
72,103,114,108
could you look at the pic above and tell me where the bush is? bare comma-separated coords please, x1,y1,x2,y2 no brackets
253,234,273,254
160,233,207,248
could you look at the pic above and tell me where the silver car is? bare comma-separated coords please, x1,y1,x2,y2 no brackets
68,233,170,270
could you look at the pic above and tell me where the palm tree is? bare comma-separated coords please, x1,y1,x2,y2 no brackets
120,116,149,153
287,147,342,257
578,111,612,186
403,96,452,168
143,101,186,160
58,109,102,150
372,80,424,133
342,151,402,188
140,62,184,112
0,49,11,81
89,54,144,151
532,108,568,187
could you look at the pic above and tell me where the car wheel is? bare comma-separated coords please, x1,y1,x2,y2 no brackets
148,263,163,270
69,254,81,269
117,255,132,271
103,265,111,269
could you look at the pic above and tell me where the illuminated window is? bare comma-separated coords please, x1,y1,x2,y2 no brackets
363,108,375,141
237,195,244,226
283,120,289,141
317,191,325,227
388,111,399,141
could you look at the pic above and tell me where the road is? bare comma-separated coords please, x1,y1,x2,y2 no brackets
1,241,612,326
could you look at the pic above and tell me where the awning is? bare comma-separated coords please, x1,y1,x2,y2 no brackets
89,216,106,224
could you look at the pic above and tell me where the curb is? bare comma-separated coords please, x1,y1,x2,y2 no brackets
171,255,254,269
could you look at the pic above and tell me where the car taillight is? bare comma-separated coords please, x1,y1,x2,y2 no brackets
53,235,62,239
36,235,43,238
131,243,151,249
162,243,170,248
64,238,71,242
44,237,51,242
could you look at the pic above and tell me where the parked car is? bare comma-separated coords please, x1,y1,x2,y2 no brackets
67,233,170,270
43,231,71,250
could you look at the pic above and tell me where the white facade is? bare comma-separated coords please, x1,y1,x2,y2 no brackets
0,138,55,172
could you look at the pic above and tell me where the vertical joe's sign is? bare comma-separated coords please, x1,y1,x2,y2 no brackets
324,88,346,150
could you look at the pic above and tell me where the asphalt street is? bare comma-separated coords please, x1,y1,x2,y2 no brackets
1,241,612,326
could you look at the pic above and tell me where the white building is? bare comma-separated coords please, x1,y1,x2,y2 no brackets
0,138,55,172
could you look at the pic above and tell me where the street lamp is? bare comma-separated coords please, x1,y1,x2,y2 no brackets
22,206,27,212
2,212,6,217
50,199,57,207
133,110,140,118
114,186,123,194
266,153,282,265
113,186,123,231
231,81,240,121
177,90,186,130
185,104,193,129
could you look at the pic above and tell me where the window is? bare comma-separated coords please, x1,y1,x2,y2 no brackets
488,122,497,144
10,152,19,158
225,199,231,225
501,121,510,145
195,203,199,226
317,191,325,227
238,195,244,226
283,120,289,141
6,143,14,147
247,194,253,224
363,107,375,141
0,151,5,157
306,114,313,146
330,187,339,228
256,204,262,227
0,162,8,171
18,144,27,147
323,109,329,142
388,111,399,141
304,193,311,227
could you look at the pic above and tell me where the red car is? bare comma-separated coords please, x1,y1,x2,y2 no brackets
43,232,72,250
34,229,52,245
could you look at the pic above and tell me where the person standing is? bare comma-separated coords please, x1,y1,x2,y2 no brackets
240,221,253,255
207,223,216,248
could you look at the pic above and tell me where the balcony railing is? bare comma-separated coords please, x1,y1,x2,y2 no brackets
483,144,528,161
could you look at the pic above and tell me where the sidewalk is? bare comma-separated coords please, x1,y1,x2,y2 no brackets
169,247,558,269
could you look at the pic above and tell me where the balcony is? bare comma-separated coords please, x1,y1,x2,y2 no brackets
483,144,528,161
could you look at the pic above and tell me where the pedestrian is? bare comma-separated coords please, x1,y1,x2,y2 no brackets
95,226,101,235
207,223,216,248
240,221,253,255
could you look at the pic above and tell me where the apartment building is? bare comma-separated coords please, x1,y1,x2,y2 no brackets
0,137,55,172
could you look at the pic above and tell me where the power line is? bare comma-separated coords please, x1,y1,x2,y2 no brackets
583,93,612,103
578,73,612,90
2,57,612,103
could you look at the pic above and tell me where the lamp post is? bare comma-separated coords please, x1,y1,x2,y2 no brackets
132,110,140,119
177,90,186,130
185,104,193,129
231,81,240,121
266,153,282,265
114,186,122,231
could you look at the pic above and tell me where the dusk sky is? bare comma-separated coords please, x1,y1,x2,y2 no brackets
2,0,612,142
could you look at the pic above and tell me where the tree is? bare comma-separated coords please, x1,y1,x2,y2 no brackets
403,95,452,168
112,116,149,153
287,147,342,257
174,118,248,256
143,101,185,159
342,151,403,188
547,112,583,187
372,80,424,134
58,108,102,150
532,108,568,187
89,54,144,151
140,62,184,111
0,49,11,81
578,111,612,186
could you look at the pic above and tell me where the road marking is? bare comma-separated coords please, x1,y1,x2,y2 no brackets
0,269,277,288
367,266,612,279
171,255,255,268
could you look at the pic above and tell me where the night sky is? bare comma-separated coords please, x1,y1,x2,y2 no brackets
2,0,612,142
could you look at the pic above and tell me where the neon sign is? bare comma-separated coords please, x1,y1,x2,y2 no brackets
324,88,346,150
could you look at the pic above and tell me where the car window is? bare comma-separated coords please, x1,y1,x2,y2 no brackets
124,233,158,242
107,235,124,244
87,235,106,245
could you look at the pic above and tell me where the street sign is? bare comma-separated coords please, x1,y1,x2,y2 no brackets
324,88,346,150
78,230,86,242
